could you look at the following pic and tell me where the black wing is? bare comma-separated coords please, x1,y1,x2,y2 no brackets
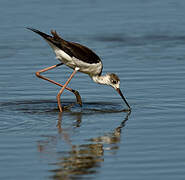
27,27,101,64
62,41,101,64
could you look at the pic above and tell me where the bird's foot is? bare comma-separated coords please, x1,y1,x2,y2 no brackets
73,90,82,107
57,103,75,112
123,108,131,112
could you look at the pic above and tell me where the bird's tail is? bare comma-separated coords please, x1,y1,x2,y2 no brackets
27,27,52,40
27,27,63,45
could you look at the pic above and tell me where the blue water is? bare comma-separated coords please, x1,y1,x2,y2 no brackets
1,0,185,179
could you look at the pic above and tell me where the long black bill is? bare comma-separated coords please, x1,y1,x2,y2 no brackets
116,88,131,110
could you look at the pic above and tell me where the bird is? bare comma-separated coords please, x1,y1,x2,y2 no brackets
27,28,131,112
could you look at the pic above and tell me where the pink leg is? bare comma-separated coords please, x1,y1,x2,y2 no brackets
57,68,79,112
35,63,82,106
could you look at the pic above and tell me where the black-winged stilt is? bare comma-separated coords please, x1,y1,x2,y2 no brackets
27,28,131,112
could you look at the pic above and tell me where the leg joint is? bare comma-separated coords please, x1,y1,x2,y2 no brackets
56,63,63,67
35,71,41,78
71,89,76,93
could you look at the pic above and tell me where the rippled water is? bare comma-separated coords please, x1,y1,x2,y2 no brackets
1,0,185,179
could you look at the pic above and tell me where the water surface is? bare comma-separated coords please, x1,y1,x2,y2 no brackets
0,0,185,179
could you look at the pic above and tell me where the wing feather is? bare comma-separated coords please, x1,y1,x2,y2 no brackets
27,28,101,64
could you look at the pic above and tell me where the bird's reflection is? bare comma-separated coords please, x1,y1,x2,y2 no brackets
90,113,129,153
37,111,130,179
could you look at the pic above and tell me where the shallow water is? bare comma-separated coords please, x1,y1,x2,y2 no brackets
1,0,185,179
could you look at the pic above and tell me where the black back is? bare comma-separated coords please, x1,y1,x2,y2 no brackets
27,28,101,64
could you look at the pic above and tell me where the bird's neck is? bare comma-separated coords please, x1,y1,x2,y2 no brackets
91,75,109,85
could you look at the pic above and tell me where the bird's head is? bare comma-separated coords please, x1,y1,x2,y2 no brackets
91,73,131,110
106,73,120,89
106,73,131,110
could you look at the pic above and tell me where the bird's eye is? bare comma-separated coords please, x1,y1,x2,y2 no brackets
111,80,117,84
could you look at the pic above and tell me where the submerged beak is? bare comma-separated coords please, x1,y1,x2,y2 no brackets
116,88,131,110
